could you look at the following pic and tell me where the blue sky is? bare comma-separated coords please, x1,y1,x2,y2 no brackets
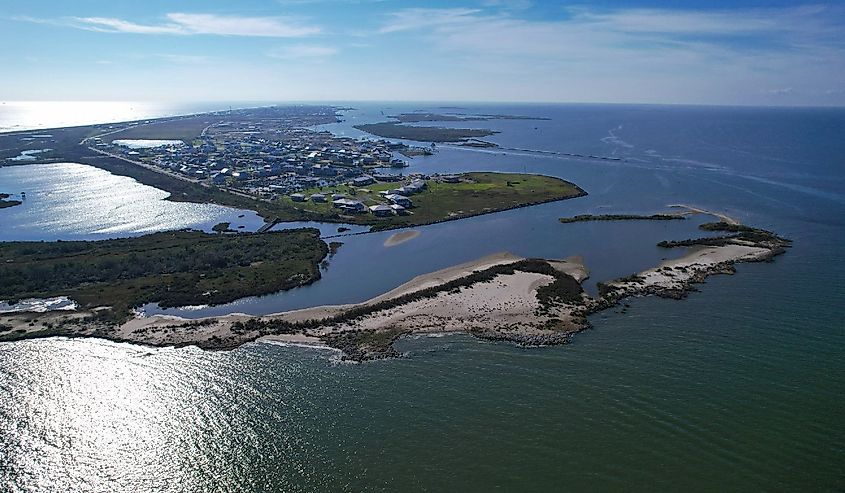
2,0,844,105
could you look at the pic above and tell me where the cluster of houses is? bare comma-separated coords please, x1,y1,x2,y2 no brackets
290,176,431,217
93,116,415,201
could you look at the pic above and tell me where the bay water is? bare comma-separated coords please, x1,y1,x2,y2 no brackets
0,103,843,491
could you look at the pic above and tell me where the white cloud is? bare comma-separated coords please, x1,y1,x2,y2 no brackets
269,44,338,59
165,13,320,37
373,5,845,105
70,16,183,34
28,13,322,37
379,8,481,34
480,0,533,11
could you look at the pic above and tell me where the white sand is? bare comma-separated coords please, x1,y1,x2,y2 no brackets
668,204,740,225
608,244,769,294
384,230,421,247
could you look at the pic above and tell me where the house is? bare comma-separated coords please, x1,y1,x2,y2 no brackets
369,204,393,217
313,164,338,177
441,174,461,183
373,173,403,182
353,176,375,187
331,193,346,200
290,193,306,202
385,194,412,208
310,193,327,203
389,204,407,215
332,198,366,213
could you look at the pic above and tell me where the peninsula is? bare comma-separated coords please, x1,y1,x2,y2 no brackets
0,106,582,230
282,172,585,231
0,217,790,361
0,228,328,323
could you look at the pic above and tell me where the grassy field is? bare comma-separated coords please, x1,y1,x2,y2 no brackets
277,172,586,231
353,122,498,142
101,116,219,143
0,229,328,322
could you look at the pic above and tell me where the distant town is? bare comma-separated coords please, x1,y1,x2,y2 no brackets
0,106,581,229
87,109,438,213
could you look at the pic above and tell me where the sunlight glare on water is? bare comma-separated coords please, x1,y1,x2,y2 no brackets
0,101,222,133
0,163,263,240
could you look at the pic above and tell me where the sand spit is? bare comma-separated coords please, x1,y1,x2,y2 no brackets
384,230,421,247
669,204,740,225
0,220,789,361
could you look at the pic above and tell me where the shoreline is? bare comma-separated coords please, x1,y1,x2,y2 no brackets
0,220,791,360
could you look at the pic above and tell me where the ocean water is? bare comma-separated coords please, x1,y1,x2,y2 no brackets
1,103,844,491
0,101,238,133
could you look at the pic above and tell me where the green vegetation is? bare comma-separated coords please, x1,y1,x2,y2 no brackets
0,193,22,209
102,116,219,143
353,122,497,142
279,172,586,231
657,222,791,249
212,222,233,233
322,328,408,361
0,229,328,323
559,213,685,223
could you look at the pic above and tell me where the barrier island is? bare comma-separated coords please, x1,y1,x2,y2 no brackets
0,217,790,361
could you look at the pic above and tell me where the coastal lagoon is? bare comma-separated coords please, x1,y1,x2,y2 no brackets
1,103,843,491
0,162,264,240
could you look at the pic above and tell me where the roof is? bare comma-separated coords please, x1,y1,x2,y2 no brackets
385,194,412,204
333,198,365,207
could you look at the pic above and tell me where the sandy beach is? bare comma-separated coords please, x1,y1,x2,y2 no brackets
668,203,740,225
0,218,788,359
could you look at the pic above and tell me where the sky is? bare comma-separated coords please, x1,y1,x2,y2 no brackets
1,0,844,106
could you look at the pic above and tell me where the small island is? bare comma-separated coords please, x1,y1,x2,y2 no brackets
0,193,22,209
559,213,686,223
353,112,548,143
353,122,498,142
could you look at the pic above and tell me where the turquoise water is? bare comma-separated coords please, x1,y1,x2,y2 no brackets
1,103,844,491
